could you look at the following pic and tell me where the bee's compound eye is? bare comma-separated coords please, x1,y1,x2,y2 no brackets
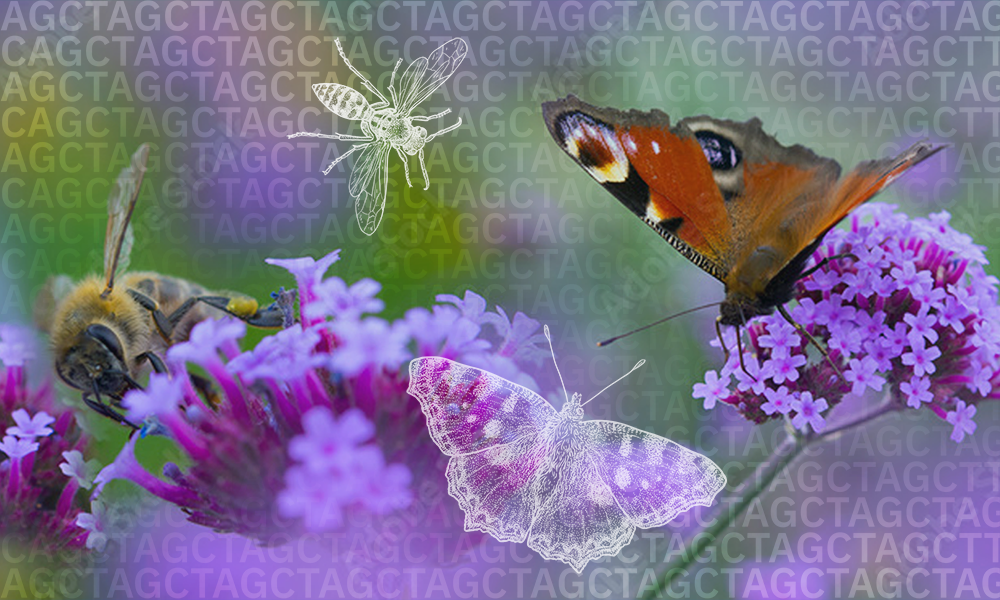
85,324,124,363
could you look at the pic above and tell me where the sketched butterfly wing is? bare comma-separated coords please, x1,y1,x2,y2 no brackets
524,419,726,573
350,140,392,235
396,38,468,113
408,357,558,544
102,143,150,297
543,96,944,325
408,357,727,574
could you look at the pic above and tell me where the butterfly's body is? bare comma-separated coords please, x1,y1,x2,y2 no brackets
543,96,945,326
408,357,726,573
289,38,468,235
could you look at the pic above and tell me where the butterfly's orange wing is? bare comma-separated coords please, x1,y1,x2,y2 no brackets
544,96,945,320
543,97,734,282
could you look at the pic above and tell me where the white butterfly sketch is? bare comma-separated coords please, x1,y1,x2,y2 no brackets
407,327,727,573
288,37,467,235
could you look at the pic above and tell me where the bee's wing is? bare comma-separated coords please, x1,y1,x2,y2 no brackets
349,141,392,235
397,38,468,114
102,144,150,297
33,275,75,333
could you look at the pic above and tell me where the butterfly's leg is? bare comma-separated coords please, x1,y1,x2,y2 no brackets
335,38,389,105
735,324,752,378
417,147,430,190
798,252,858,281
410,108,452,122
424,117,463,141
777,304,844,382
288,131,372,141
322,141,373,175
395,147,413,187
715,316,731,363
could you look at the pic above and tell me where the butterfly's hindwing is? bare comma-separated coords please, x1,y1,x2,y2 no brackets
585,421,726,529
446,433,548,544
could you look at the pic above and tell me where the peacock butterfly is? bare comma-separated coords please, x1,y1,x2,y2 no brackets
542,95,946,327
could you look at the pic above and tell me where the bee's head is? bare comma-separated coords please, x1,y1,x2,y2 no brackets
57,324,131,398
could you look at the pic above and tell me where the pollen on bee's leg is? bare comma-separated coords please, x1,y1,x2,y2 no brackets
226,298,259,318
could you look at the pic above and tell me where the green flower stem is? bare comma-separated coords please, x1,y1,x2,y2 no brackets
643,399,900,599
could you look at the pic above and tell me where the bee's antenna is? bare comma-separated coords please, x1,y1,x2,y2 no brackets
544,325,569,404
597,301,722,347
581,360,645,407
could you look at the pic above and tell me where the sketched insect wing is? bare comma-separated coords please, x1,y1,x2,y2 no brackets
351,141,392,235
289,38,468,236
397,38,468,112
407,356,726,573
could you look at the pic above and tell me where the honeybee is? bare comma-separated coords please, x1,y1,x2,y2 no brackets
35,144,288,428
288,37,468,235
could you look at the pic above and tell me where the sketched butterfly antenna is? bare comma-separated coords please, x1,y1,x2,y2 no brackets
288,37,468,235
408,335,727,573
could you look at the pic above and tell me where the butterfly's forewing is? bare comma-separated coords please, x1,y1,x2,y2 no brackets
524,431,636,574
350,141,392,235
397,38,468,114
408,357,559,545
585,421,726,529
543,97,733,281
407,357,557,456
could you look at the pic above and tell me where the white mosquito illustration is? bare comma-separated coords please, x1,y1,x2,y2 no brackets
288,38,468,236
407,326,727,573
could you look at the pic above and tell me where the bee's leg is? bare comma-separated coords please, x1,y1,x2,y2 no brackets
288,131,372,141
194,296,287,329
82,391,139,430
334,38,389,105
417,147,430,190
424,117,463,141
322,141,372,176
127,289,177,342
395,147,413,187
411,108,452,122
136,351,168,374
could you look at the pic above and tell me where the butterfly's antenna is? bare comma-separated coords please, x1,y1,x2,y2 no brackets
581,360,646,407
544,325,569,403
597,301,722,347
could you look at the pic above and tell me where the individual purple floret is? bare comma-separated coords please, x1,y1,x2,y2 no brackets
94,249,547,548
697,204,1000,443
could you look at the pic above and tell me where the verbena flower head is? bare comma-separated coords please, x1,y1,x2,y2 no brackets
0,324,98,556
95,249,546,555
697,204,999,443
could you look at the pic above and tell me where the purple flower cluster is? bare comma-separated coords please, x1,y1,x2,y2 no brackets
694,204,999,443
0,324,98,554
94,249,547,545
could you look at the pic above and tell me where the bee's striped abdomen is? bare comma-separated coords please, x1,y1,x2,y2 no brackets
311,83,371,120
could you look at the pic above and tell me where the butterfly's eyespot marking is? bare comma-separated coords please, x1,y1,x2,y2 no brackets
695,130,742,171
555,112,629,184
